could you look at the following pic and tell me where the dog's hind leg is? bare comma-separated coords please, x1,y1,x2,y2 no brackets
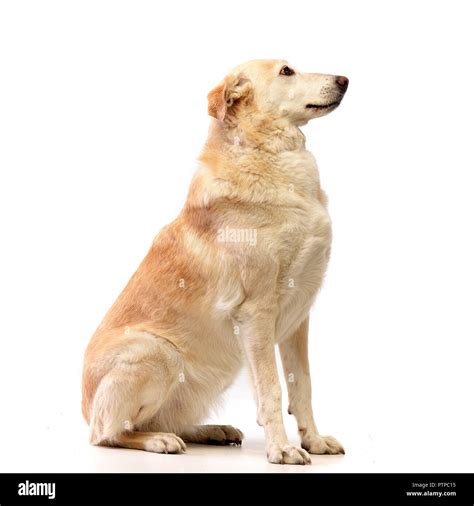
178,425,244,446
84,329,186,454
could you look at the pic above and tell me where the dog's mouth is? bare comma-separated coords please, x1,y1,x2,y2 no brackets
305,100,340,110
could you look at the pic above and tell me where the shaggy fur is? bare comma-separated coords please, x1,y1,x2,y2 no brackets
82,59,348,464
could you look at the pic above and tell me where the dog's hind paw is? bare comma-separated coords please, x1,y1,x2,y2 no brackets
144,433,187,454
302,434,345,455
180,424,244,446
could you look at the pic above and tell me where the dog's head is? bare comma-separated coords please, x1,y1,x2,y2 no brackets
208,59,348,127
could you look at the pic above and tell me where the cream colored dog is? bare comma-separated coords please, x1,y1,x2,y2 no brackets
82,59,348,465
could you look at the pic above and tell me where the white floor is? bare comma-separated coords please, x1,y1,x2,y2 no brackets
3,374,472,474
4,417,471,474
2,419,371,474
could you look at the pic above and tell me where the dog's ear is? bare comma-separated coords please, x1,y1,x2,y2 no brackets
207,80,227,121
207,74,252,121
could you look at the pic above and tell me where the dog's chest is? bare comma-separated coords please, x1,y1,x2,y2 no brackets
272,159,332,341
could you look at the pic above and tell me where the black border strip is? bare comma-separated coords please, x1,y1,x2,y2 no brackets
0,473,473,506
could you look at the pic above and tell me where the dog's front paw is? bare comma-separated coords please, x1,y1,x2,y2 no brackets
302,434,345,455
267,443,311,465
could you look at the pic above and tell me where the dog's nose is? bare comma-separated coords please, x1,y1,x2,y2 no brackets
335,75,349,91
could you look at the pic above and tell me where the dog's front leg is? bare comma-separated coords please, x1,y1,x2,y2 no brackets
279,317,345,455
237,309,311,465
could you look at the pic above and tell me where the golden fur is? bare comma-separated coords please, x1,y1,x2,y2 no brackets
82,59,348,464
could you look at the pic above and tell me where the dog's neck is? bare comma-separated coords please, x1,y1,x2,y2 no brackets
187,115,320,211
205,115,306,155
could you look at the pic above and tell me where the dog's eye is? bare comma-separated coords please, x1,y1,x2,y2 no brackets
279,65,295,76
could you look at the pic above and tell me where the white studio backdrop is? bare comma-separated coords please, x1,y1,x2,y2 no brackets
0,0,473,472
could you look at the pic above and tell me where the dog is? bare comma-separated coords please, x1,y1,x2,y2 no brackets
82,59,348,464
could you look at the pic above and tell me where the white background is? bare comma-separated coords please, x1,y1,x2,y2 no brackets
0,0,473,473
